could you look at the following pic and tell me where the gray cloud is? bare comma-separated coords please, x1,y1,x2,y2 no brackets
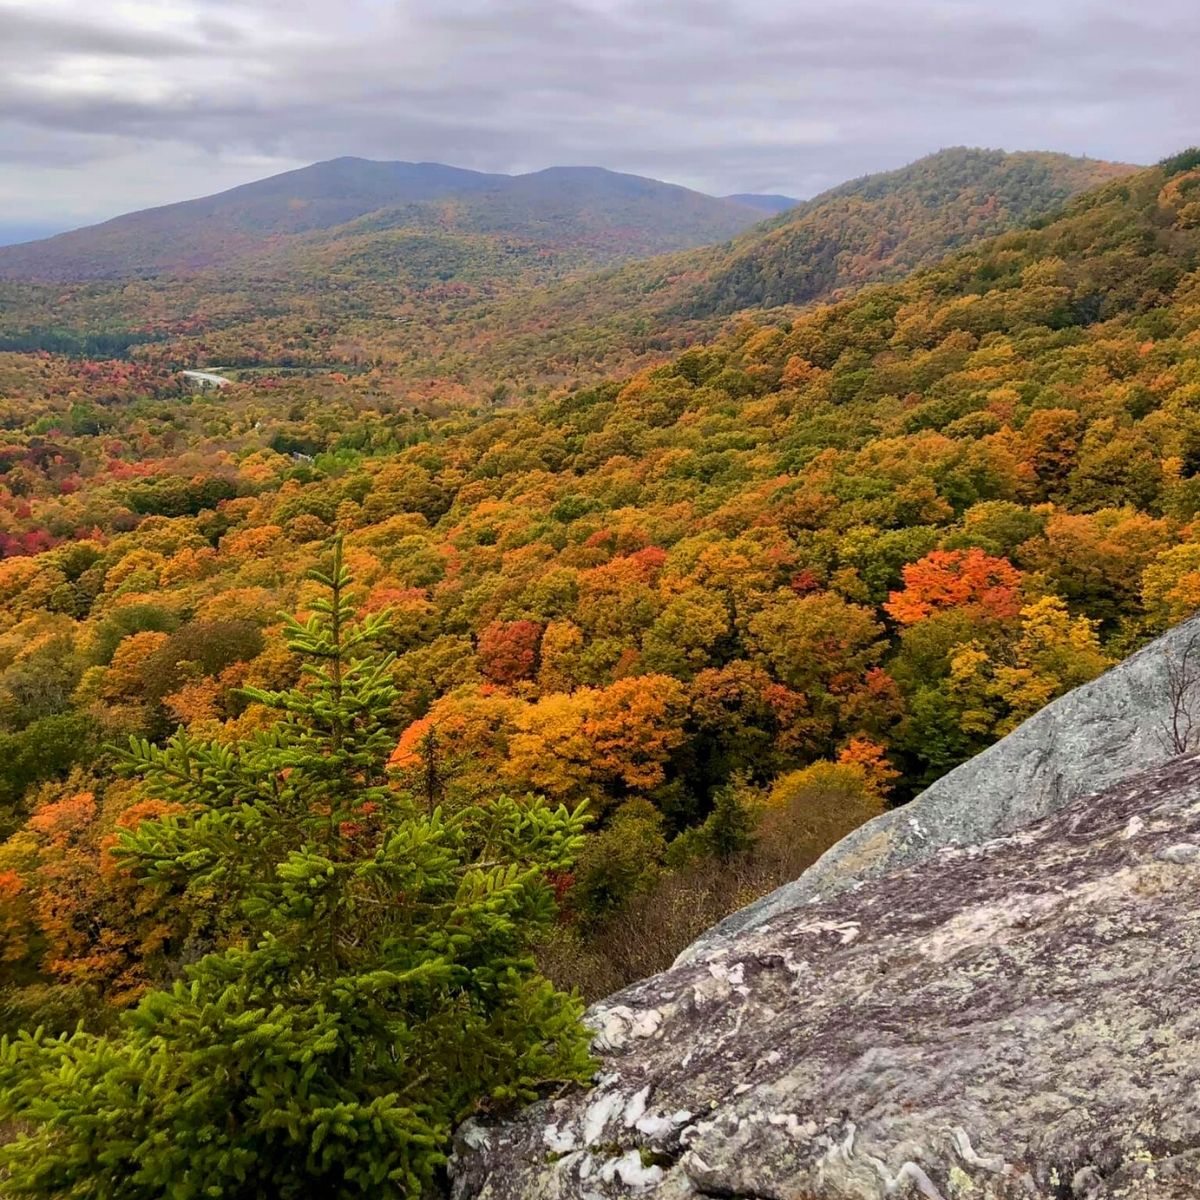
0,0,1196,224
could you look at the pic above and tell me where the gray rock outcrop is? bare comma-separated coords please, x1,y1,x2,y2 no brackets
682,613,1200,962
452,751,1200,1199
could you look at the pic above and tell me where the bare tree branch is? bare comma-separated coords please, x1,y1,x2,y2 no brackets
1159,628,1200,756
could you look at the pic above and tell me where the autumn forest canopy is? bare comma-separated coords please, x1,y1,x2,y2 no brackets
0,144,1199,1194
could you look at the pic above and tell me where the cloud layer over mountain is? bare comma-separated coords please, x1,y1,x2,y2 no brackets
1,0,1194,226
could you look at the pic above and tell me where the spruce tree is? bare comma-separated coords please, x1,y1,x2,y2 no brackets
0,542,592,1198
701,777,757,862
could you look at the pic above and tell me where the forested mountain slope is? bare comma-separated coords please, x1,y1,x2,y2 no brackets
0,149,1133,402
0,151,1197,1016
693,146,1137,315
0,157,765,282
437,147,1138,388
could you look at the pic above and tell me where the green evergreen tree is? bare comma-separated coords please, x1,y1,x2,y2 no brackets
0,541,592,1198
700,777,757,862
663,777,758,871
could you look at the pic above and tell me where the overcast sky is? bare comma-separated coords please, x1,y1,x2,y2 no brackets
0,0,1196,238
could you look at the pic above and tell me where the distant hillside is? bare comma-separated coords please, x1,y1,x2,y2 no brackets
0,149,1139,398
0,223,70,249
691,148,1138,316
0,158,765,282
724,193,800,214
432,148,1139,388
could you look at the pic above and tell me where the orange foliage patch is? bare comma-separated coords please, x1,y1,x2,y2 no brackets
885,548,1022,625
28,791,98,845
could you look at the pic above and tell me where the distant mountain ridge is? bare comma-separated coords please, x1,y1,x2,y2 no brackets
0,147,1141,402
723,193,799,214
689,147,1138,316
431,147,1140,388
0,223,71,249
0,158,769,281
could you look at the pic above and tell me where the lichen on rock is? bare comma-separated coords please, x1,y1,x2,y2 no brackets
451,749,1200,1198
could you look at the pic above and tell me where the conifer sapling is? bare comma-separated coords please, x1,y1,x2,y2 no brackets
0,540,593,1198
